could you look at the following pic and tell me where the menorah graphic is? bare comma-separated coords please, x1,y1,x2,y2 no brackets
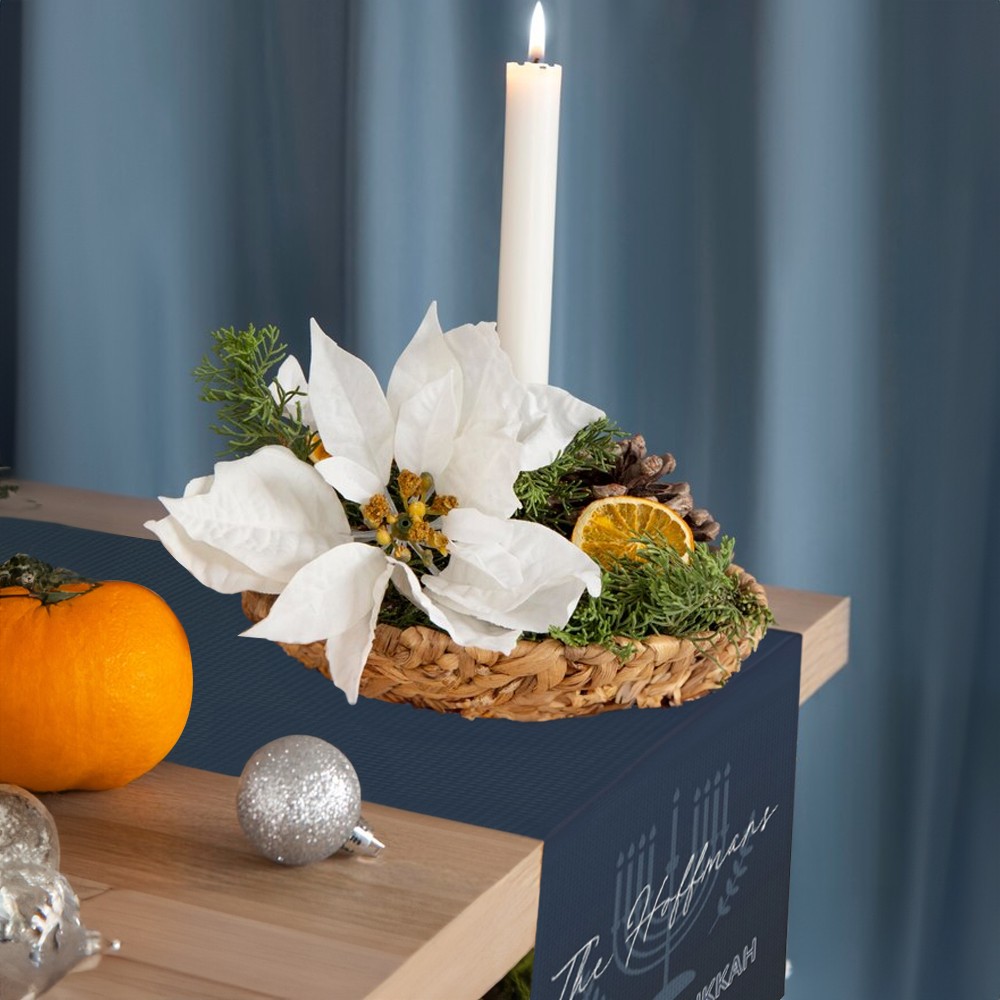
590,764,732,1000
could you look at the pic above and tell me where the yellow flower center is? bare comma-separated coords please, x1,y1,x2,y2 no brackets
364,470,457,570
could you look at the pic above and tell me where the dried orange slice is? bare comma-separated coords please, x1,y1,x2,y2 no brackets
571,496,695,569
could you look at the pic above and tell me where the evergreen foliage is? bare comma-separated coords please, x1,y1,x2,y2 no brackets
194,324,313,461
513,417,623,534
546,535,773,658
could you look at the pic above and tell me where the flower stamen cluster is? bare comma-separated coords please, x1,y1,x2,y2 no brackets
362,471,456,569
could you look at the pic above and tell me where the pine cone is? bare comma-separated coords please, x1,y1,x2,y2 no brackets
588,434,721,542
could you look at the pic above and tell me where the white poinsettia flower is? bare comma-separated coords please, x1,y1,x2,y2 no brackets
241,304,605,704
151,303,606,706
144,445,352,595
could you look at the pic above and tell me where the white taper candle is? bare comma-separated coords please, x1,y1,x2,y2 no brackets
497,2,562,385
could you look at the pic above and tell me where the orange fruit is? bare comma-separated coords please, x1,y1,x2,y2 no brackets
0,562,192,792
571,496,695,569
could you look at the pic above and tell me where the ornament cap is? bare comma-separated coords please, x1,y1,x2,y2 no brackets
75,932,122,973
339,815,385,857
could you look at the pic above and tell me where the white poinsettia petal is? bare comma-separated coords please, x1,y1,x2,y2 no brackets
518,384,606,472
242,544,387,640
314,455,387,505
242,543,393,705
388,561,520,654
441,322,523,434
308,318,394,488
423,508,602,633
144,513,285,595
437,431,521,519
270,355,314,428
385,302,460,420
430,538,523,591
430,571,592,638
393,370,460,481
183,474,214,498
162,446,351,585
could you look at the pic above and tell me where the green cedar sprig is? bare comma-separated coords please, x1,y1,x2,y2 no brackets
513,417,623,534
545,535,773,658
193,324,312,461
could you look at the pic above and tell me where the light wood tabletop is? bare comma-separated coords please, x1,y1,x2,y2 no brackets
39,766,541,1000
2,481,850,999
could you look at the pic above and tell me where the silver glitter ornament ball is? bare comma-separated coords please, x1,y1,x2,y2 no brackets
0,784,60,870
237,735,363,866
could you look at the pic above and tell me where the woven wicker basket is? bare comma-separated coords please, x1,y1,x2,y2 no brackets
241,566,767,721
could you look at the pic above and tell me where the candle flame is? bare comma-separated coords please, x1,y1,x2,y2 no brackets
528,2,546,63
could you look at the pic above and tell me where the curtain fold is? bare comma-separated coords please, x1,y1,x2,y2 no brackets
874,7,1000,996
757,3,884,995
0,0,21,473
13,0,351,495
4,2,998,997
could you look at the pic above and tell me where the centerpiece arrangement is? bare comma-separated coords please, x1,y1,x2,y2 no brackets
145,5,769,723
145,303,771,720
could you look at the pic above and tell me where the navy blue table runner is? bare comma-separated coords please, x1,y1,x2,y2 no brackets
2,518,801,999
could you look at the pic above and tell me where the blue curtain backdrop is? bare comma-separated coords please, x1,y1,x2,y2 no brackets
2,2,998,998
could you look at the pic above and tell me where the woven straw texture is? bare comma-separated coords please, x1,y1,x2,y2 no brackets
241,566,767,721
